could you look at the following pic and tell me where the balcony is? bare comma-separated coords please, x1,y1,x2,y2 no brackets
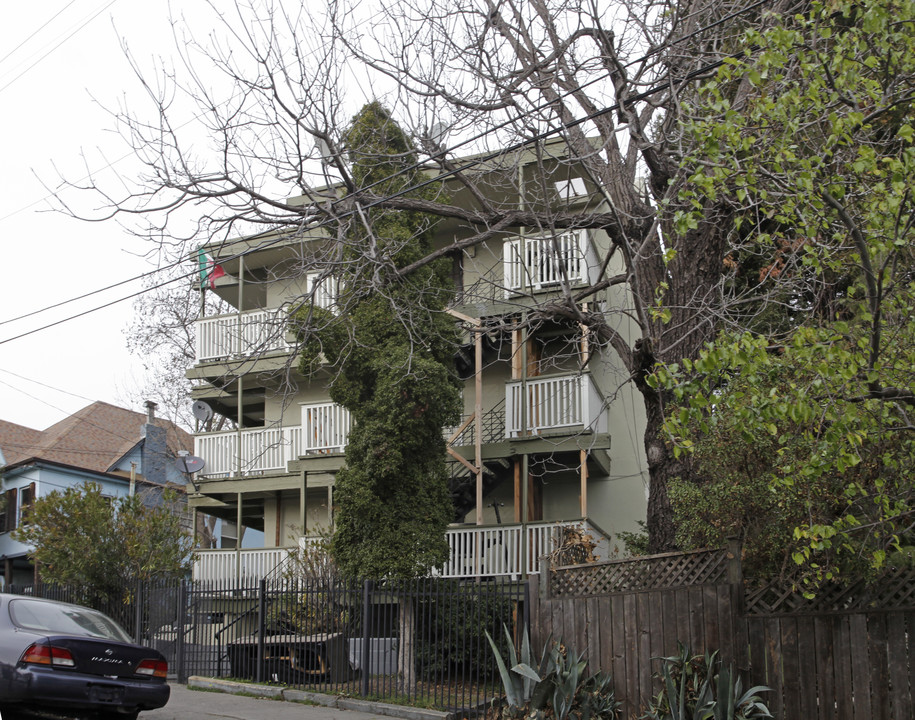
506,373,605,438
195,308,293,362
195,375,603,477
503,230,597,298
191,519,610,584
195,402,349,478
195,274,335,363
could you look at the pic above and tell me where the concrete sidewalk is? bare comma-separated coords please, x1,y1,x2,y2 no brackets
138,678,454,720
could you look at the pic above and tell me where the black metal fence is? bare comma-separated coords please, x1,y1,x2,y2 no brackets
9,575,528,713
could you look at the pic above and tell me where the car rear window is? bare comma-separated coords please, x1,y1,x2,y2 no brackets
9,599,132,642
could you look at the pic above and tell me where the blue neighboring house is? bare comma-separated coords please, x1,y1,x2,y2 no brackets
0,400,193,586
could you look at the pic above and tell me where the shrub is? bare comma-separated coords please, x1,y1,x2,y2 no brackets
415,579,515,681
642,643,771,720
485,624,620,720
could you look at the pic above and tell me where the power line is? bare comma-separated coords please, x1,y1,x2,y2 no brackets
0,0,121,94
0,367,95,403
0,0,80,69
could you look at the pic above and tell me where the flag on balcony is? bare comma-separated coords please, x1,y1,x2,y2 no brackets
197,248,227,290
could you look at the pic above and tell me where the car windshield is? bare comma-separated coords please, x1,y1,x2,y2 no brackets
9,599,132,642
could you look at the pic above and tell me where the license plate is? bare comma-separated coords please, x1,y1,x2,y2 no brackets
90,685,125,703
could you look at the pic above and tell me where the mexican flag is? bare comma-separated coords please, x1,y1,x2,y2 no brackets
197,248,226,290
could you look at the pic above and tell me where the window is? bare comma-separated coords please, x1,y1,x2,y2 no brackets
554,177,586,200
18,483,35,527
1,487,17,533
0,483,36,532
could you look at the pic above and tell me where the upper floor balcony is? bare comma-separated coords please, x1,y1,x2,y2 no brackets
195,308,293,363
503,229,598,298
195,402,350,478
194,373,604,478
195,273,335,363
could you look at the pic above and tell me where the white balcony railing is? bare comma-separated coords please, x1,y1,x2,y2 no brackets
195,308,293,362
193,547,293,584
194,403,350,478
192,519,609,584
195,274,336,363
195,374,600,476
195,426,302,477
505,373,605,438
503,230,596,297
301,402,351,454
440,519,608,578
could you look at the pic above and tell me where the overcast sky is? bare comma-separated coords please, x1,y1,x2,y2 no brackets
0,2,219,430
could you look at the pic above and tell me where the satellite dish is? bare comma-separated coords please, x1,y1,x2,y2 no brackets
429,121,448,147
176,455,205,475
314,137,332,165
192,401,213,423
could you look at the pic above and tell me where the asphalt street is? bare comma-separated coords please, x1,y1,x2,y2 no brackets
2,684,391,720
144,684,387,720
140,683,390,720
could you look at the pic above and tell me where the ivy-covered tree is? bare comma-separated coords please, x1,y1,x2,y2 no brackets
15,482,193,597
654,0,915,587
298,101,461,579
295,102,461,690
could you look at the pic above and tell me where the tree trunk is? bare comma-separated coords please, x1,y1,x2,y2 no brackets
632,339,688,554
397,593,416,695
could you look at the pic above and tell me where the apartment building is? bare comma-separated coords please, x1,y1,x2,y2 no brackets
188,146,648,582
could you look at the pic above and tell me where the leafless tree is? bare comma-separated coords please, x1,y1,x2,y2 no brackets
60,0,798,551
123,259,230,430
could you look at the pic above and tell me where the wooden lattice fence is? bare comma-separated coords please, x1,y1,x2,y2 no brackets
547,547,731,597
531,546,915,720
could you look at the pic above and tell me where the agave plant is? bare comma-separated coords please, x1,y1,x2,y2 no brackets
642,643,771,720
485,625,620,720
484,624,555,712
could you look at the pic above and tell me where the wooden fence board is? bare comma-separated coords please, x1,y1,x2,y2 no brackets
688,585,705,651
597,594,613,675
584,596,599,675
610,594,631,718
832,615,853,720
866,614,889,720
780,616,801,719
648,589,665,680
702,583,721,654
850,614,870,720
623,592,641,716
794,616,818,719
886,613,911,720
814,615,837,720
765,617,784,720
636,590,652,717
661,584,678,657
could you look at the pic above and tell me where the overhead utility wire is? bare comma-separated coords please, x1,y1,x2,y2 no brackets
0,1,771,345
0,0,121,94
0,264,180,329
0,0,80,69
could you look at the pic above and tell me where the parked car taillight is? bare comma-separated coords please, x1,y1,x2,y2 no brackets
135,658,168,678
21,643,76,668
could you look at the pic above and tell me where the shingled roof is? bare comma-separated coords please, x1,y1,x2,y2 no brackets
0,401,193,472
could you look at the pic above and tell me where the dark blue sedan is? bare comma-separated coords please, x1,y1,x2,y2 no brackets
0,594,169,719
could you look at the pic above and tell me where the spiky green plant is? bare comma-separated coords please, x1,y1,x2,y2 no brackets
642,643,771,720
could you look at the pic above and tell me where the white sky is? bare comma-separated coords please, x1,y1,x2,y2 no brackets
0,1,222,430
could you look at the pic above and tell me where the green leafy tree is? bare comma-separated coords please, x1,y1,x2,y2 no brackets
294,102,461,691
654,0,915,586
15,482,193,598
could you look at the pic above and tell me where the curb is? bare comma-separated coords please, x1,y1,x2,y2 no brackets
187,676,454,720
